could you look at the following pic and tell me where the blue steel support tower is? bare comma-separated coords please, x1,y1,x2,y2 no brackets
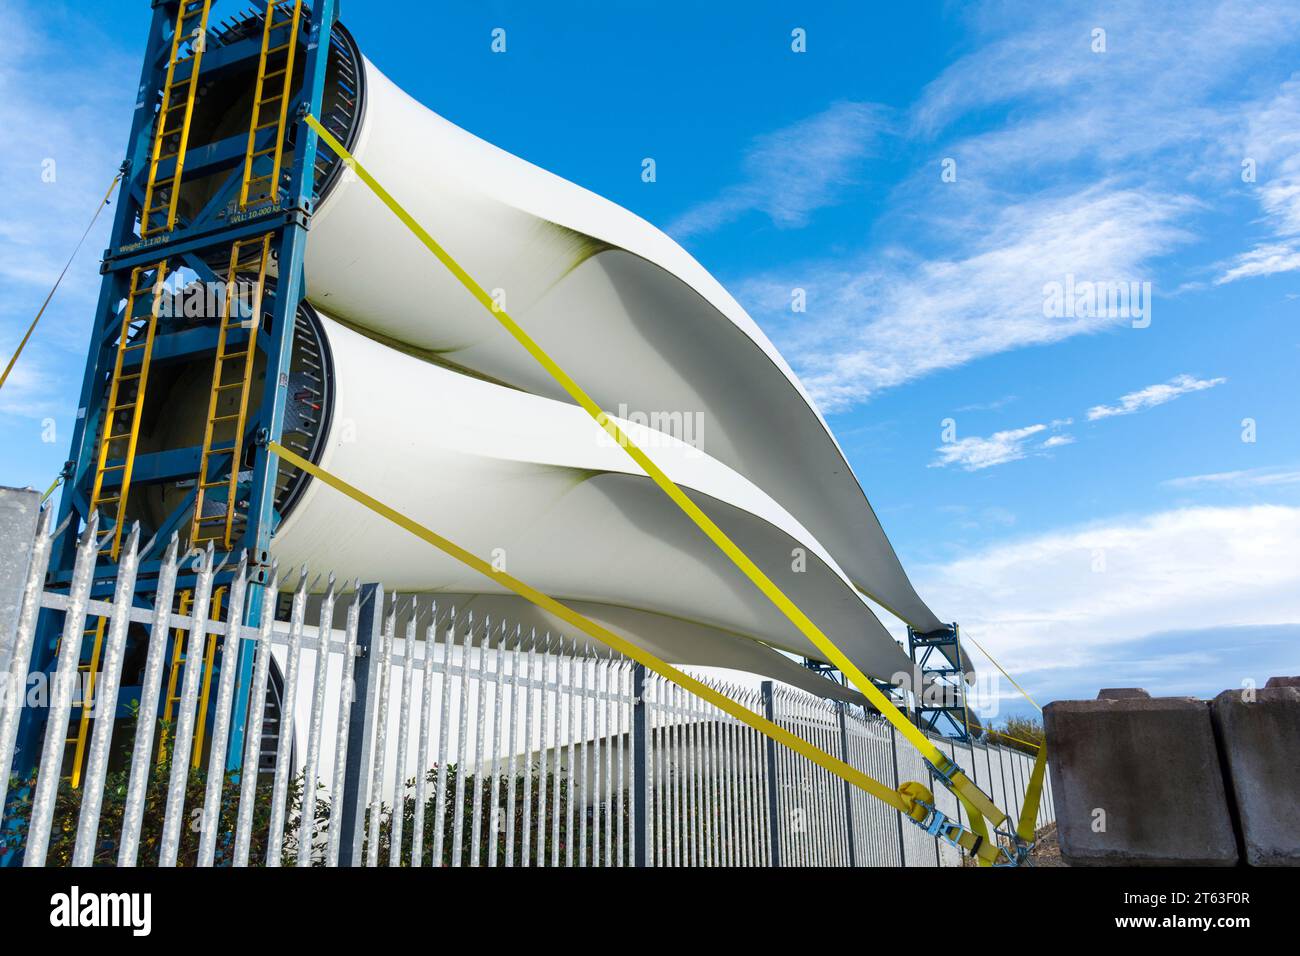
907,624,973,742
15,0,343,785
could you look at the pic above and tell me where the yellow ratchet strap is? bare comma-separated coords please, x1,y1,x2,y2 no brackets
900,782,1003,866
963,630,1042,712
303,114,1009,829
1016,745,1049,844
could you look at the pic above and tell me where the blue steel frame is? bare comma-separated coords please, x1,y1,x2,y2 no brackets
16,0,339,777
908,624,973,742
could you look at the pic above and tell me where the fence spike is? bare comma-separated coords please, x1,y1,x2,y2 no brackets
0,504,55,829
117,531,179,866
158,541,215,866
71,522,140,866
197,549,250,866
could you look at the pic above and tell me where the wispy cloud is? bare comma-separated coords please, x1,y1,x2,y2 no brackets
1164,467,1300,489
1216,75,1300,283
913,2,1300,171
956,395,1018,413
0,2,134,425
1215,240,1300,285
930,420,1075,471
740,185,1193,411
931,424,1046,471
1086,374,1226,421
929,371,1226,471
667,101,888,239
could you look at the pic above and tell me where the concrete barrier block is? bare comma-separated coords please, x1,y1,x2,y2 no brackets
1044,697,1237,866
1212,687,1300,866
0,486,42,678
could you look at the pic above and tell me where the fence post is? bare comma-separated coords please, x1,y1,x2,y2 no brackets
761,681,781,867
888,723,907,866
338,582,383,867
632,663,647,867
836,703,856,867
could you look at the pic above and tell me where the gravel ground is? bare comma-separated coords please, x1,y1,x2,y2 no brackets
1028,823,1067,867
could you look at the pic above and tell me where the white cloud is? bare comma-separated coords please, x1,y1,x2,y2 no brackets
1217,74,1300,283
928,370,1230,472
1215,240,1300,284
1085,373,1226,421
0,3,134,425
931,424,1046,471
956,394,1018,413
914,2,1300,163
667,101,888,238
1164,467,1300,489
930,420,1075,471
740,185,1193,411
913,505,1300,686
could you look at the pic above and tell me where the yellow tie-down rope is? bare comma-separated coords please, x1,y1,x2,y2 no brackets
1,172,122,393
302,112,1012,835
270,441,1008,865
962,631,1050,846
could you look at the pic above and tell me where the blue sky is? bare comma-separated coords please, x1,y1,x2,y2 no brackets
1,1,1297,720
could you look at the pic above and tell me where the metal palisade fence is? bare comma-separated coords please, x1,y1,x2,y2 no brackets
0,508,1053,867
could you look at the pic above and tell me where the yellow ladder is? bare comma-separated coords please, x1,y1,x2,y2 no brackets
66,264,169,787
160,588,225,768
140,1,214,237
64,619,107,789
240,0,305,208
88,263,167,560
187,236,272,551
185,1,302,549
